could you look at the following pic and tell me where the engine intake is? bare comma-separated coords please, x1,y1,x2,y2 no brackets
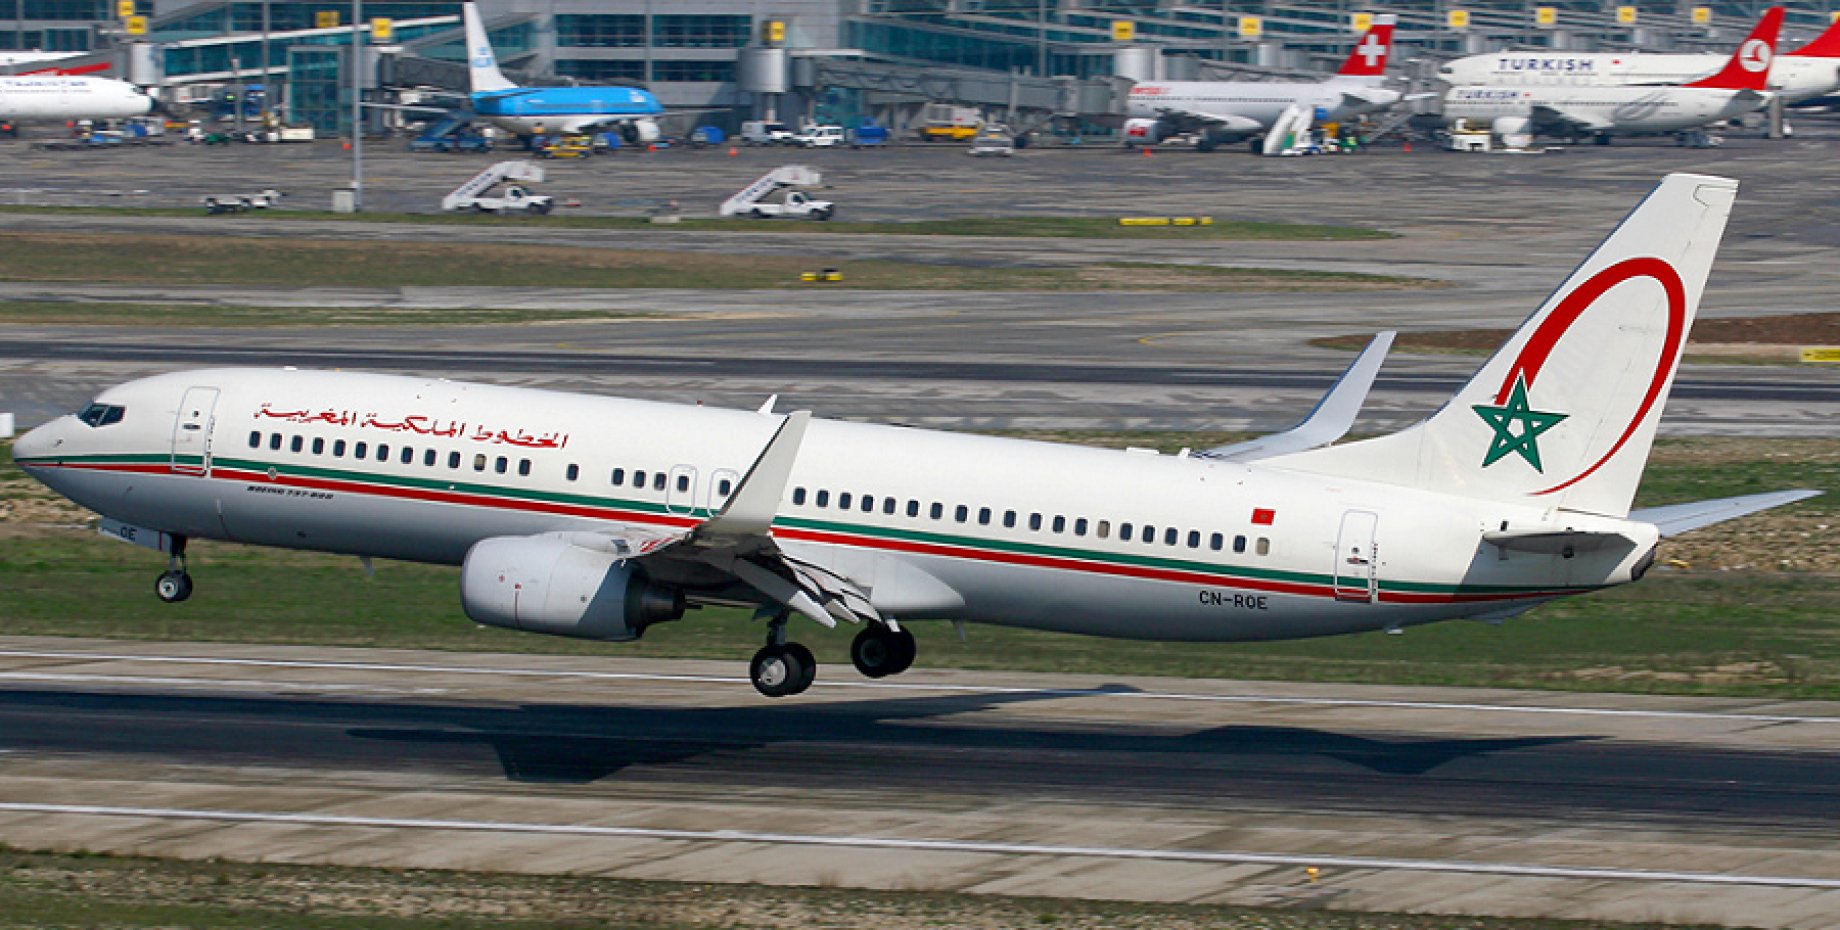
461,535,685,642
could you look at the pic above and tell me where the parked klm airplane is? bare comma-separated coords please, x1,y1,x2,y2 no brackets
12,174,1817,698
0,75,153,122
1124,15,1403,151
1443,7,1783,142
460,1,662,141
1440,7,1840,104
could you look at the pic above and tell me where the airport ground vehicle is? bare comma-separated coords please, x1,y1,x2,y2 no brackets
848,119,889,148
535,134,594,159
744,189,833,220
442,160,554,214
202,189,283,214
917,103,982,141
968,125,1015,156
720,165,834,220
739,120,794,145
793,124,845,148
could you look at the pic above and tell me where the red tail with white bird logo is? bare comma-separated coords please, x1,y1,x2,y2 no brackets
1265,174,1738,519
1686,6,1783,90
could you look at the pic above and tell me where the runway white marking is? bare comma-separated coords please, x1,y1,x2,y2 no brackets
2,648,1836,725
0,670,446,695
1,801,1836,889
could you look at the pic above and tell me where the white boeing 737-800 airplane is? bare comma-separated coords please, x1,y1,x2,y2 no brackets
12,174,1817,698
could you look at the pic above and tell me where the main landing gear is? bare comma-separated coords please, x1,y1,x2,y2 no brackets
155,536,193,603
747,617,919,697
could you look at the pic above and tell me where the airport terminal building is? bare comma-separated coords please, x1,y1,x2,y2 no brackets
4,1,1834,133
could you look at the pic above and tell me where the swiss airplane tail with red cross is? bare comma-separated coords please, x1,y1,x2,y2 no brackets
1265,174,1738,519
1685,6,1783,91
1330,14,1397,83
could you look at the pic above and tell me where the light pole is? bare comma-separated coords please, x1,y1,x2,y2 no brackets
350,0,363,211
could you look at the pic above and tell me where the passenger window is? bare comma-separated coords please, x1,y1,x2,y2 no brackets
862,496,875,513
954,505,968,523
930,503,943,520
290,436,303,453
1210,532,1224,551
1164,527,1178,546
269,433,282,451
676,474,689,492
653,473,665,491
883,498,895,515
1257,538,1271,556
720,478,735,496
793,487,807,505
354,441,367,458
1234,535,1247,554
633,469,646,488
473,454,487,472
401,447,415,465
906,500,919,517
518,459,531,477
566,464,579,481
1003,511,1016,528
978,507,991,525
1074,518,1088,537
816,490,830,507
249,431,262,448
1029,513,1042,531
495,456,508,474
377,444,389,461
423,449,435,467
448,451,460,469
840,492,853,509
1052,515,1066,533
1188,530,1201,548
312,438,325,455
1143,525,1156,543
333,440,347,457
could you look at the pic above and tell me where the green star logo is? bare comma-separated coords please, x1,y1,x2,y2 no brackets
1472,375,1568,472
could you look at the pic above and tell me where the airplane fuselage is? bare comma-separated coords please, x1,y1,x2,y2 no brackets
1440,52,1839,103
13,368,1654,645
1442,84,1764,135
0,76,153,121
1128,80,1396,134
471,85,661,136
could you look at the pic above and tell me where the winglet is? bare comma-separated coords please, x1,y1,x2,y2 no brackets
695,411,810,542
1197,331,1394,462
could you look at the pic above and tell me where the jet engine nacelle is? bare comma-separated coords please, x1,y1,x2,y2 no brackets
460,534,685,642
1122,117,1170,146
621,118,662,144
1491,116,1533,149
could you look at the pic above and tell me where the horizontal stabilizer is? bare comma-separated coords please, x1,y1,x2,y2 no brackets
1199,331,1393,462
1632,489,1822,537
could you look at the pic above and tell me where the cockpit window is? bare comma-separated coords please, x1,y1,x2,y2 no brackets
77,403,126,427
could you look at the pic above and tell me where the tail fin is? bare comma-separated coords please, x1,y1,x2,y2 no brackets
1685,6,1782,91
1332,15,1397,83
1264,174,1738,518
462,1,517,94
1786,11,1840,58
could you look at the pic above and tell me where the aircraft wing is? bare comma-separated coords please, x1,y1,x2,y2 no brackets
1338,88,1397,109
1631,490,1822,537
1198,331,1394,462
1153,106,1265,135
1530,103,1613,133
588,410,882,629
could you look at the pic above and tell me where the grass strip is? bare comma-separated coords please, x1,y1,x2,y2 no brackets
0,844,1732,930
0,231,1424,292
0,205,1395,240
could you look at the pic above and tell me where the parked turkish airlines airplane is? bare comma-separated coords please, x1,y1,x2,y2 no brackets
1440,7,1840,104
1124,15,1402,151
0,75,153,121
1443,7,1782,142
12,174,1817,698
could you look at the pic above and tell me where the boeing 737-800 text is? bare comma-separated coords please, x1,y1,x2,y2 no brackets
12,174,1816,697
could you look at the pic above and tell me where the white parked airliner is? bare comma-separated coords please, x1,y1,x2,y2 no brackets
1440,8,1840,104
0,75,153,122
12,173,1817,698
1124,15,1402,151
1443,7,1782,142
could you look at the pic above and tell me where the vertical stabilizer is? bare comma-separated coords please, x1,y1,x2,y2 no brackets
1264,174,1738,518
1331,14,1396,83
1686,6,1782,91
1787,10,1840,57
462,2,517,93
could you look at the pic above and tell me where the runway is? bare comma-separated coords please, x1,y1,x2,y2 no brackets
2,637,1837,927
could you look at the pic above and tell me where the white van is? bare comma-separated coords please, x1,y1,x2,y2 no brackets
739,120,795,145
794,124,845,148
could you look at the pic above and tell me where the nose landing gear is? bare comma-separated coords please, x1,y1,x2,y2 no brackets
154,537,192,603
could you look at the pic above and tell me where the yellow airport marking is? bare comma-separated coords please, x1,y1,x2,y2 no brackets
1800,347,1840,363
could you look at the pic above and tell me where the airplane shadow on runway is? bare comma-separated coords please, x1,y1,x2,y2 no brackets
0,684,1594,790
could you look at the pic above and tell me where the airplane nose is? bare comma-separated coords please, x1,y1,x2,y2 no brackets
11,420,59,472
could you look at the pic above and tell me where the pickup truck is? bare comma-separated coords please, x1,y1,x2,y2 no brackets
453,184,554,215
743,189,834,221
